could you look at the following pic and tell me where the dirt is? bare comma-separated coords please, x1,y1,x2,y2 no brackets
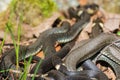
97,63,116,80
0,7,120,80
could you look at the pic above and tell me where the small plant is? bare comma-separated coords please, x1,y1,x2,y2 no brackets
9,0,57,26
0,0,57,31
0,0,57,79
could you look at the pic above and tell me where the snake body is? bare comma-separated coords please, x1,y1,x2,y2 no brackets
28,11,90,58
26,21,71,58
67,3,99,20
69,18,104,54
0,21,70,78
0,5,98,79
94,40,120,79
90,18,104,38
51,56,108,80
95,54,120,80
30,11,91,75
46,70,66,80
30,40,75,74
100,40,120,65
0,46,27,78
65,33,119,71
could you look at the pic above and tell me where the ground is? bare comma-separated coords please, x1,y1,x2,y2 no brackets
0,3,120,80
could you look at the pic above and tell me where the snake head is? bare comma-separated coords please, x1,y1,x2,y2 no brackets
85,3,99,15
77,3,99,19
77,10,91,22
91,18,104,31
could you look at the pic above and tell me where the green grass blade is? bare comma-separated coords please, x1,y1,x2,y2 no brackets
32,59,43,80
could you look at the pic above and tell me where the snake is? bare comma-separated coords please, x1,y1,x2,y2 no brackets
67,3,99,20
26,21,71,58
89,18,104,38
29,10,92,75
0,4,99,79
65,33,119,71
46,70,93,80
51,56,108,80
29,41,75,80
0,21,71,78
0,10,91,79
35,70,93,80
45,70,66,80
69,17,104,52
52,17,61,28
94,40,120,79
27,10,90,58
30,40,75,75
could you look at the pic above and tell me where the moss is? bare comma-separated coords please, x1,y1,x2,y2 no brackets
15,0,57,26
0,0,57,29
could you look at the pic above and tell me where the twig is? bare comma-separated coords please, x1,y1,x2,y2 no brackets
9,69,41,77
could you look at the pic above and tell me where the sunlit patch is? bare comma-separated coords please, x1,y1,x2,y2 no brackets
62,63,65,66
87,8,94,14
41,73,48,78
99,23,104,28
77,10,83,17
91,78,98,80
55,64,60,70
36,51,44,59
92,23,96,27
77,66,83,71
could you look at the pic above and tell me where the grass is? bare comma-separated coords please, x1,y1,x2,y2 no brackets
5,0,38,79
1,0,120,79
19,56,33,80
5,0,25,79
0,0,57,31
0,28,7,54
31,59,43,80
6,0,21,72
0,0,57,79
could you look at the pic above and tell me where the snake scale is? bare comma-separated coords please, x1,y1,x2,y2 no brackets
49,55,108,80
30,11,91,75
94,40,120,79
0,21,70,70
0,3,108,80
0,9,92,80
0,21,71,78
65,33,119,71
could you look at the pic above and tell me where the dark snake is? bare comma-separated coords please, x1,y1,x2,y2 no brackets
65,33,119,71
49,56,108,80
94,40,120,79
0,4,102,79
0,10,92,80
0,21,71,78
30,11,91,75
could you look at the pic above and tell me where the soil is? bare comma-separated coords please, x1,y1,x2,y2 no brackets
0,9,120,80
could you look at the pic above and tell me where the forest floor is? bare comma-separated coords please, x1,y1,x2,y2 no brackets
0,8,120,80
